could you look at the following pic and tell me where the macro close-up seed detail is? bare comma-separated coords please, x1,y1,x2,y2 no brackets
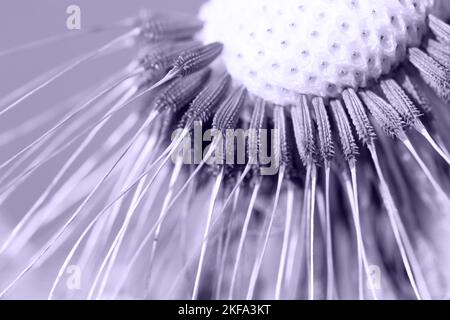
0,0,449,301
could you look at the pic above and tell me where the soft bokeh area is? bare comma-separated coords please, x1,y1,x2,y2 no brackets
0,0,204,299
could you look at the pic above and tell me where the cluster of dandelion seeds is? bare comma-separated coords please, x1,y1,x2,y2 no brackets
0,0,449,300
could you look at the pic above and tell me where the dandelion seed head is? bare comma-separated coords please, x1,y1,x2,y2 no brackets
200,0,450,103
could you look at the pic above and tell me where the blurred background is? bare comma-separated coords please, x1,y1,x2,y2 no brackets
0,0,205,210
0,0,205,299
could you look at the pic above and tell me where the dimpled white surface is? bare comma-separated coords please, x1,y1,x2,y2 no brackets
199,0,447,104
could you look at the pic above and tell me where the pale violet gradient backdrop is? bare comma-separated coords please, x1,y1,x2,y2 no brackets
0,0,205,204
0,0,204,96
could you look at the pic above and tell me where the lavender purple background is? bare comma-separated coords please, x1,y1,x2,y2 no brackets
0,0,204,208
0,0,203,96
0,0,204,298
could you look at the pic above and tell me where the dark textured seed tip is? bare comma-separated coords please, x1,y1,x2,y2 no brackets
398,70,432,115
425,39,450,69
139,17,203,43
179,73,231,128
408,47,450,102
273,106,293,170
359,90,405,139
428,14,450,45
330,100,359,162
246,99,266,163
291,95,316,166
312,97,334,163
174,42,224,77
151,68,211,114
380,78,422,128
138,41,199,72
212,87,247,131
342,88,376,145
248,98,266,131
